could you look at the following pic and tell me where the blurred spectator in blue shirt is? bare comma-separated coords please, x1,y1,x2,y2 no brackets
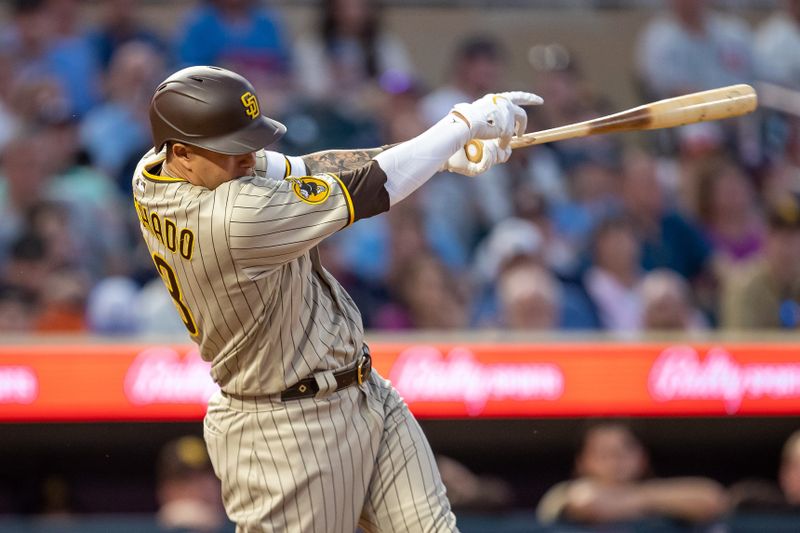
621,150,712,281
88,0,169,69
42,0,101,116
0,0,101,118
177,0,290,83
80,42,166,191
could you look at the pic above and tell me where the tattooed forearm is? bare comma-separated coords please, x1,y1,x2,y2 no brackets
301,146,395,174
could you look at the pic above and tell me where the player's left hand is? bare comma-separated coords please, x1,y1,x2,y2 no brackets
451,91,543,145
441,138,512,177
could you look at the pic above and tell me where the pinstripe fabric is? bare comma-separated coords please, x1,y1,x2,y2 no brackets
132,149,363,395
133,148,457,532
204,372,457,533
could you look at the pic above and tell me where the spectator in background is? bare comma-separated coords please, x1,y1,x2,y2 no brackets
635,0,753,100
415,39,517,272
421,36,504,125
88,0,168,69
496,257,561,330
582,215,643,332
0,132,52,261
754,1,800,158
176,0,290,92
548,155,620,274
730,429,800,513
755,0,800,90
41,120,130,280
536,422,728,526
0,284,37,331
635,0,758,162
471,217,545,325
34,264,89,332
2,233,48,303
621,150,713,282
721,194,800,329
156,436,226,532
0,0,70,124
640,269,708,331
436,455,514,513
293,0,415,107
278,0,398,156
780,430,800,508
388,252,469,329
695,159,765,266
42,0,102,116
80,42,166,190
26,201,77,272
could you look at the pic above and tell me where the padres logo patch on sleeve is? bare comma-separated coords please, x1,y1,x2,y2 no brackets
287,176,331,205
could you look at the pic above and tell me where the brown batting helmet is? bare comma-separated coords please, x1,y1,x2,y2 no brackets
149,66,286,155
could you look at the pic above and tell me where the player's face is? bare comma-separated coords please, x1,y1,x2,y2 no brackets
576,426,647,485
186,145,256,189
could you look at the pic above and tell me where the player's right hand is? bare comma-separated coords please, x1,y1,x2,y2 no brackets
441,138,512,177
450,91,543,144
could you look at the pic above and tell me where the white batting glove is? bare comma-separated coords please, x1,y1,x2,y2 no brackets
441,139,512,177
451,91,543,144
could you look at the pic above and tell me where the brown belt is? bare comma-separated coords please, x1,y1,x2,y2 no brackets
280,352,372,401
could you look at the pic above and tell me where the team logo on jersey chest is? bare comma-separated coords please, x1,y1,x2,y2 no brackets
288,176,331,205
240,91,259,119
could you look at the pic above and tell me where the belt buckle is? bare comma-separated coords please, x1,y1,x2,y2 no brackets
357,355,369,385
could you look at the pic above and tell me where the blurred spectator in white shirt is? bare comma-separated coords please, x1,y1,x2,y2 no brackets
636,0,753,100
755,0,800,90
583,215,644,332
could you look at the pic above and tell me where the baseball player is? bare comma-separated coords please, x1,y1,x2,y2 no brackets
133,65,541,532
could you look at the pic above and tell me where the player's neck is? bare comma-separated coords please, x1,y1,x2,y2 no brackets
163,160,196,185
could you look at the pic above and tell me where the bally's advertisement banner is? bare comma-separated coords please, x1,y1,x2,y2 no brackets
0,341,799,421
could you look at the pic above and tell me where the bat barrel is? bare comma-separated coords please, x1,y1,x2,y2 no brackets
509,84,757,150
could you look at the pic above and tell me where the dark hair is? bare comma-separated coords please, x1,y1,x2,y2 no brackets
0,283,38,308
320,0,380,78
12,0,45,15
576,420,643,456
455,36,503,64
590,214,636,257
11,233,46,262
693,157,750,226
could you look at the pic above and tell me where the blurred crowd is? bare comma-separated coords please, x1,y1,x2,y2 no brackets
1,0,800,335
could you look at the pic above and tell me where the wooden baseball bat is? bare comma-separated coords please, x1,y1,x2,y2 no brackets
464,84,757,162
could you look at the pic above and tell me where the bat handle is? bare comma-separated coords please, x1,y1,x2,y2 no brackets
465,139,484,163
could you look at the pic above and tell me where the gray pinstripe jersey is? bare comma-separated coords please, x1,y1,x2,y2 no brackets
132,148,365,395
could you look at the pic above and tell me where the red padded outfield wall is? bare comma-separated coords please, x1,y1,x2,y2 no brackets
1,341,800,421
